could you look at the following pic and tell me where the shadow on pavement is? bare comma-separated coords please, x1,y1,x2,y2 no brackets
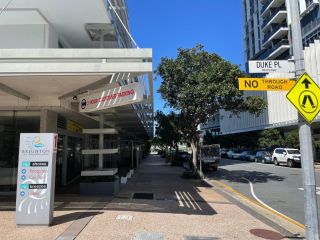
52,211,103,226
0,155,218,217
207,168,285,184
100,155,218,216
219,158,260,167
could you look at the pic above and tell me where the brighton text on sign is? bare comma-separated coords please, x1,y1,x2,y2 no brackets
238,78,295,91
249,60,294,73
79,82,144,113
286,73,320,124
16,133,57,226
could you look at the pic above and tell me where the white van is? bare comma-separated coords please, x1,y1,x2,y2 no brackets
272,148,301,168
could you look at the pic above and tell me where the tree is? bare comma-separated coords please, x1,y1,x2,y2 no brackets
284,130,299,149
154,111,182,153
258,129,283,149
157,45,266,169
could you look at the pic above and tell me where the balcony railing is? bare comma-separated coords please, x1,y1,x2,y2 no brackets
261,4,286,29
260,0,273,14
302,18,320,36
306,0,314,8
263,23,288,44
257,39,289,60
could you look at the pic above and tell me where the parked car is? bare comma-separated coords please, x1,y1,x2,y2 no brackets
272,148,301,168
240,151,255,161
198,145,220,171
229,150,242,159
176,151,191,161
220,148,228,158
171,151,191,166
255,151,272,164
226,150,234,159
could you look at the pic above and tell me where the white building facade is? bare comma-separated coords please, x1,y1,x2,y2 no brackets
0,0,153,194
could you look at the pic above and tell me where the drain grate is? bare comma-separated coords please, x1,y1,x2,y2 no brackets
132,192,154,200
249,229,284,240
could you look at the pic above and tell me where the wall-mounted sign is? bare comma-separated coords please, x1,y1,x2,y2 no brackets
249,60,294,73
67,120,83,134
79,82,144,113
238,78,295,91
287,73,320,124
16,133,57,226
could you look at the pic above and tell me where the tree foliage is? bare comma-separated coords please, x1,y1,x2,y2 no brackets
258,129,283,149
283,130,300,149
156,44,266,167
154,111,182,150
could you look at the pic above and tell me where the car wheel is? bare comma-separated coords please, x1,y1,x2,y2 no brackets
274,158,279,166
288,159,294,168
262,159,265,164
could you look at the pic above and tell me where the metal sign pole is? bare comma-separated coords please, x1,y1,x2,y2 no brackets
289,1,319,238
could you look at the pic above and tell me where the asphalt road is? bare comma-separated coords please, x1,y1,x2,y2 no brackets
206,158,320,225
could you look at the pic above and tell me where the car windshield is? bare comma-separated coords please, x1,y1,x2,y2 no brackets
287,150,300,154
262,152,271,156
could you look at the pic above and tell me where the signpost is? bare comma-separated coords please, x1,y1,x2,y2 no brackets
16,133,58,226
239,77,295,91
79,82,144,113
286,73,320,124
249,60,294,73
289,1,319,239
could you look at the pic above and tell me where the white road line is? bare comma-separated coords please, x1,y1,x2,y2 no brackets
175,191,184,207
186,192,203,211
298,187,320,195
178,191,190,208
241,177,287,217
182,191,196,210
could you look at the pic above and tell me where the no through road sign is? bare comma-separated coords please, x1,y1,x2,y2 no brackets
238,78,295,91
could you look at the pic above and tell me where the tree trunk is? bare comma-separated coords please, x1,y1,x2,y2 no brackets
174,143,179,157
191,140,198,170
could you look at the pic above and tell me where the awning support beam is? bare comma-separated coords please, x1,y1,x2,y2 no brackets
0,82,30,100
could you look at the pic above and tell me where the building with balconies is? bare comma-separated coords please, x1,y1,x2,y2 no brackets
300,0,320,46
216,0,320,148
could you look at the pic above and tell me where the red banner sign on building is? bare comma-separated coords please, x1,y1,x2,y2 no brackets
79,82,145,113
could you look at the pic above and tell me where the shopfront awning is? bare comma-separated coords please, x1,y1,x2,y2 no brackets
0,48,153,138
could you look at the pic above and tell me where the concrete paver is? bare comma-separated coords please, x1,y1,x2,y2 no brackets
0,155,296,240
77,155,289,240
0,196,108,240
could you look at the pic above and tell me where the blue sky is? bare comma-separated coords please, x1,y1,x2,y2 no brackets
127,0,244,113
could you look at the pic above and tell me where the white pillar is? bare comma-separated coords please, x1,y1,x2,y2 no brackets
99,113,104,169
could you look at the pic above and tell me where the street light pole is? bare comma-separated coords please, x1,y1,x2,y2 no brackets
289,1,319,239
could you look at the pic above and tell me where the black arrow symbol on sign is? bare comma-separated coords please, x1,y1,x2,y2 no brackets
302,95,316,109
302,79,312,89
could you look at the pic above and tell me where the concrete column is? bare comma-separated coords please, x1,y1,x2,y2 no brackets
40,109,57,133
99,113,104,169
62,135,68,186
131,140,134,169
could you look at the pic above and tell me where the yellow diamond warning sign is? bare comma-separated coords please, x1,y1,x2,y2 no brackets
286,73,320,124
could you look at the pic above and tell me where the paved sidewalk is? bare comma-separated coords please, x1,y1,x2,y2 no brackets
76,155,291,240
0,155,298,240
